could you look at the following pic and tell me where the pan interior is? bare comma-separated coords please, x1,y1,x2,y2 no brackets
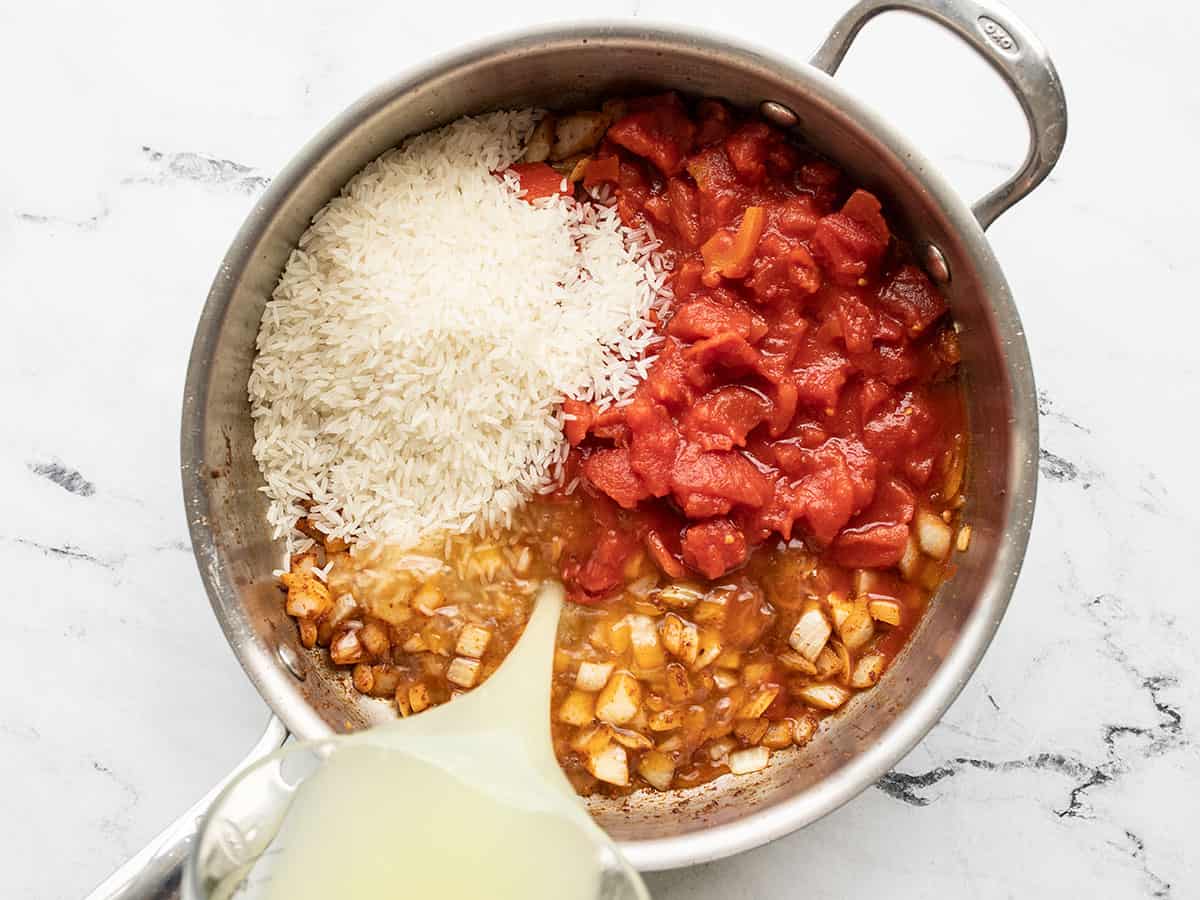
184,26,1034,867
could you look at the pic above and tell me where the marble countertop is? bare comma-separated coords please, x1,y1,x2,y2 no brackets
3,0,1195,897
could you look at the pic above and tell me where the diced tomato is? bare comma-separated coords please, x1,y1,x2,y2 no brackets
590,405,630,444
665,176,703,247
686,145,738,195
568,527,639,600
762,378,799,438
553,95,962,604
766,141,800,178
667,293,767,345
681,519,748,579
752,478,803,541
671,442,772,512
859,379,894,422
581,448,649,509
678,492,734,517
607,94,696,175
852,340,926,386
862,391,938,457
626,399,680,497
878,264,946,335
694,99,734,146
753,319,806,384
684,331,761,373
643,194,671,226
857,475,917,526
831,522,910,568
904,444,938,487
683,386,771,450
777,195,822,237
835,291,876,355
700,206,766,286
826,437,878,511
671,260,704,301
644,528,687,578
643,338,708,410
508,162,570,201
792,334,852,408
748,243,822,303
724,122,771,184
795,449,856,545
799,160,840,190
562,399,595,446
582,154,621,187
811,189,890,286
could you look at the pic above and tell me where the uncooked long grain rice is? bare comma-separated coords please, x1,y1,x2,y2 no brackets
249,110,669,551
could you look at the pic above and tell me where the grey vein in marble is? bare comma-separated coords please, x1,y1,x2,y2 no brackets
130,146,271,193
27,460,96,497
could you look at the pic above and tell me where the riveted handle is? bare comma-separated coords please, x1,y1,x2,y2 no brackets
811,0,1067,230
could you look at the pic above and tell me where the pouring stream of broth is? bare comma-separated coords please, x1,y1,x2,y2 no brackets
195,581,647,900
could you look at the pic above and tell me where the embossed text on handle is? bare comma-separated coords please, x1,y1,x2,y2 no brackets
977,15,1020,54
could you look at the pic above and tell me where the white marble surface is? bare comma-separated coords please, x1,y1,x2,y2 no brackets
2,1,1196,897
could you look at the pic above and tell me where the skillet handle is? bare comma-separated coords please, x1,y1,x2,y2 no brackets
82,716,288,900
810,0,1067,230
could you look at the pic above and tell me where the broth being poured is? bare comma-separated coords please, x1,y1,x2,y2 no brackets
190,583,646,900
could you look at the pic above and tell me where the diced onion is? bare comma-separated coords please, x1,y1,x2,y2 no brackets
728,746,771,775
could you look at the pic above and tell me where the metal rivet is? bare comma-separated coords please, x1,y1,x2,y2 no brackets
759,101,799,128
277,644,306,681
923,243,951,284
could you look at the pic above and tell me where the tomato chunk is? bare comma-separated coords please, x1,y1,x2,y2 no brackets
582,448,649,509
671,442,772,512
792,335,852,408
644,528,687,578
667,293,767,345
582,154,620,187
831,522,909,567
878,264,947,335
568,527,639,600
811,190,890,286
683,386,771,450
643,338,708,410
681,519,748,579
607,94,697,175
685,332,761,373
508,162,570,200
626,399,680,497
562,399,595,446
724,122,771,184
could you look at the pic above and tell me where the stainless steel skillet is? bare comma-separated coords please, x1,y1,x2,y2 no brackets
89,1,1065,896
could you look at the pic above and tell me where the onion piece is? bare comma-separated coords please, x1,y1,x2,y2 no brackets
916,509,953,560
788,606,832,661
637,750,676,791
446,656,480,688
868,599,902,626
739,685,781,720
455,624,491,659
587,743,629,786
956,524,973,552
728,746,771,775
849,652,886,689
796,682,851,711
576,661,615,692
558,689,597,726
596,670,641,725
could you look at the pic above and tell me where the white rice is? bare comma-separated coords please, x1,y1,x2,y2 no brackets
249,110,671,552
